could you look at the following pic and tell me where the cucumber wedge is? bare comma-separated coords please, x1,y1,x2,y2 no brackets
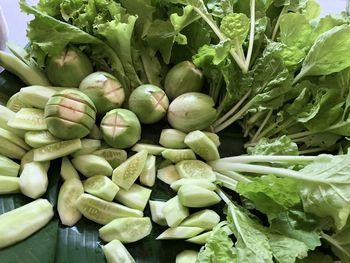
178,185,221,208
19,162,48,199
170,179,216,192
18,85,58,109
131,143,166,155
139,155,156,187
180,209,220,230
186,231,211,245
149,200,167,226
60,157,80,181
184,130,220,161
163,196,189,227
0,127,30,159
25,130,60,148
159,129,187,149
0,176,20,194
176,250,198,263
6,92,32,113
156,226,204,240
115,183,152,211
71,139,101,157
93,148,127,169
0,105,25,137
157,165,180,185
175,160,216,182
72,154,113,177
161,149,196,163
20,149,50,172
0,155,20,177
33,139,82,161
103,240,135,263
83,175,119,202
8,108,47,131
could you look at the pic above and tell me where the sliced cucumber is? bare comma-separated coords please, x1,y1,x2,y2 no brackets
19,162,48,199
24,130,60,148
115,183,152,211
8,108,47,131
149,200,167,226
161,149,196,163
33,139,82,161
112,150,147,190
20,149,50,172
139,155,156,187
76,193,143,225
0,155,20,177
99,217,152,243
170,179,216,192
71,139,101,157
131,143,166,155
58,178,84,226
0,105,25,137
159,129,187,149
93,148,127,169
186,231,211,245
60,157,80,181
103,240,135,263
83,175,119,202
175,160,216,182
175,250,198,263
0,176,20,194
6,92,32,113
157,165,180,185
72,154,113,177
178,185,221,208
163,196,189,227
0,127,30,159
156,226,204,240
180,209,220,230
203,132,220,147
18,85,58,109
184,130,220,161
0,199,54,249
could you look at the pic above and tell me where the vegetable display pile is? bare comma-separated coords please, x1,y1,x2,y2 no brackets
0,0,350,262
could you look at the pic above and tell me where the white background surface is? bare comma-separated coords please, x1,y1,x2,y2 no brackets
0,0,348,47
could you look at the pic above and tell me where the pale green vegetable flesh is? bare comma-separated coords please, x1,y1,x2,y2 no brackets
72,154,113,177
0,155,20,177
184,130,220,161
6,92,32,113
175,250,199,263
161,149,196,163
0,176,20,194
8,108,47,131
115,183,152,211
18,85,58,109
186,231,211,245
71,139,101,157
112,150,147,190
93,148,127,169
163,196,189,227
176,160,216,182
19,162,48,199
170,179,216,192
159,129,187,149
203,132,221,147
88,124,102,140
60,157,80,181
156,226,204,240
157,165,181,185
180,209,220,230
33,139,82,161
131,143,166,155
103,240,135,263
76,193,143,225
20,149,50,172
58,178,84,226
24,130,60,148
0,105,25,137
99,217,152,243
178,185,221,208
0,127,30,160
149,200,167,226
83,175,119,202
0,199,54,249
139,155,156,187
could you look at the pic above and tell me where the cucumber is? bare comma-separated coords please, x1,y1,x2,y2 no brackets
161,149,196,163
157,165,180,185
33,139,82,161
58,178,84,226
163,196,189,227
71,139,101,157
93,148,127,169
159,129,187,149
170,179,216,192
19,162,48,199
178,185,221,208
21,149,50,172
8,108,47,131
83,175,119,202
131,143,166,155
18,85,57,109
88,124,103,140
149,200,167,226
24,130,60,148
0,155,20,177
186,231,211,245
112,150,147,190
175,250,198,263
99,217,152,243
175,160,216,182
0,199,54,249
180,209,220,230
203,132,220,147
158,159,172,169
0,105,25,137
0,136,27,160
115,183,152,211
6,93,32,113
76,193,143,225
156,226,204,240
72,154,113,177
60,157,80,181
184,130,220,161
103,240,135,263
139,155,156,187
0,176,20,194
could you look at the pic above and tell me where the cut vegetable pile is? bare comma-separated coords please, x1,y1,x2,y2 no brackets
0,0,350,262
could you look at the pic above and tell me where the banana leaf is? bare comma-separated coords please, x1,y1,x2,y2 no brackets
0,70,245,262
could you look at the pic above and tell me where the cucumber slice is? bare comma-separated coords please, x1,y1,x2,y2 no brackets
180,209,220,230
139,155,156,187
6,92,31,113
99,217,152,243
33,139,82,161
149,200,167,226
58,178,84,226
18,85,57,109
0,199,54,249
115,183,152,211
21,149,50,172
83,175,119,202
60,157,80,181
156,226,204,240
24,130,60,148
93,148,127,169
176,250,198,263
103,240,135,263
157,165,180,185
71,139,101,157
131,143,166,155
72,154,113,177
0,136,27,160
0,176,20,194
159,129,187,149
170,179,216,192
175,160,216,182
0,155,20,177
158,159,172,169
161,149,196,163
178,185,221,208
184,130,220,161
19,162,48,199
112,150,147,190
0,127,30,151
0,105,25,137
76,193,143,225
203,132,220,147
8,108,47,131
186,231,211,245
163,196,189,227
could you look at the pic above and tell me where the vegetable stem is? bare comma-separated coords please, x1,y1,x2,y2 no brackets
271,6,287,41
243,0,256,73
215,172,238,191
251,110,273,143
213,155,317,164
299,147,325,155
321,232,350,257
